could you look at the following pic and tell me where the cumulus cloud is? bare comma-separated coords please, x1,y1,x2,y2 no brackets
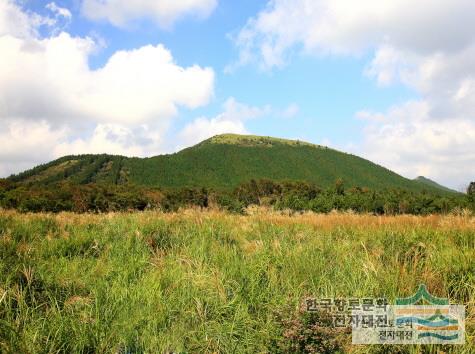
0,119,67,177
362,34,475,189
0,118,173,177
82,0,217,28
0,0,214,177
0,34,214,125
233,0,475,187
355,102,475,189
54,123,164,157
177,98,271,148
233,0,475,69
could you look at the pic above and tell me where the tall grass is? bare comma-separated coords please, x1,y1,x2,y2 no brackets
0,210,473,353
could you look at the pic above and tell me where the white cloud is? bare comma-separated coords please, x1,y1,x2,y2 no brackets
0,118,171,177
82,0,217,28
233,0,475,187
0,119,64,161
355,101,475,189
46,2,72,20
233,0,475,70
178,118,247,149
177,97,271,148
0,0,55,38
0,119,66,177
45,2,73,34
0,0,214,177
362,45,475,189
0,34,214,125
54,123,162,157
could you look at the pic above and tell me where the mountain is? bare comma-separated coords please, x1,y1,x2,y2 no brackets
413,176,457,193
8,134,455,194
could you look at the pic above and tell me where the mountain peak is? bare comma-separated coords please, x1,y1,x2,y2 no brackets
413,176,457,193
204,133,321,148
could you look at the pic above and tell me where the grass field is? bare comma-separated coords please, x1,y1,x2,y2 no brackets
0,209,474,353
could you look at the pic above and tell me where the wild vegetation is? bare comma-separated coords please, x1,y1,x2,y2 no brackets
0,177,472,215
0,210,473,353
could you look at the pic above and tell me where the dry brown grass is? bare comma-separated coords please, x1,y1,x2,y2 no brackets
3,208,474,234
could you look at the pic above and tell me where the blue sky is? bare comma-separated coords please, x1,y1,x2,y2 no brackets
34,0,414,145
101,1,412,141
1,0,474,189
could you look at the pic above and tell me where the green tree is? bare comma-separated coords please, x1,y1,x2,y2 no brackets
468,182,475,204
334,178,345,196
468,182,475,195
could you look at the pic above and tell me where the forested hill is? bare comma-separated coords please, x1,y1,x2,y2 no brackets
8,134,454,194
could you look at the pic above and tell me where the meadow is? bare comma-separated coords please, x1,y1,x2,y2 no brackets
0,209,473,353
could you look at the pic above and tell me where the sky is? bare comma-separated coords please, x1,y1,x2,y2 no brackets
0,0,474,190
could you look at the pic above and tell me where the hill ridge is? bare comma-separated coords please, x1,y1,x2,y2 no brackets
8,134,455,194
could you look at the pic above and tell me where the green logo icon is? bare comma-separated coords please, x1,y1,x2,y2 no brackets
396,284,449,305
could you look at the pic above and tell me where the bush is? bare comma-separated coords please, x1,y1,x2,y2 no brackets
272,306,350,353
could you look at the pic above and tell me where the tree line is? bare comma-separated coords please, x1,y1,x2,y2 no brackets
0,178,473,215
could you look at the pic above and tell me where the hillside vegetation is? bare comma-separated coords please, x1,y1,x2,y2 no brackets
0,210,473,353
7,134,454,193
3,134,470,214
